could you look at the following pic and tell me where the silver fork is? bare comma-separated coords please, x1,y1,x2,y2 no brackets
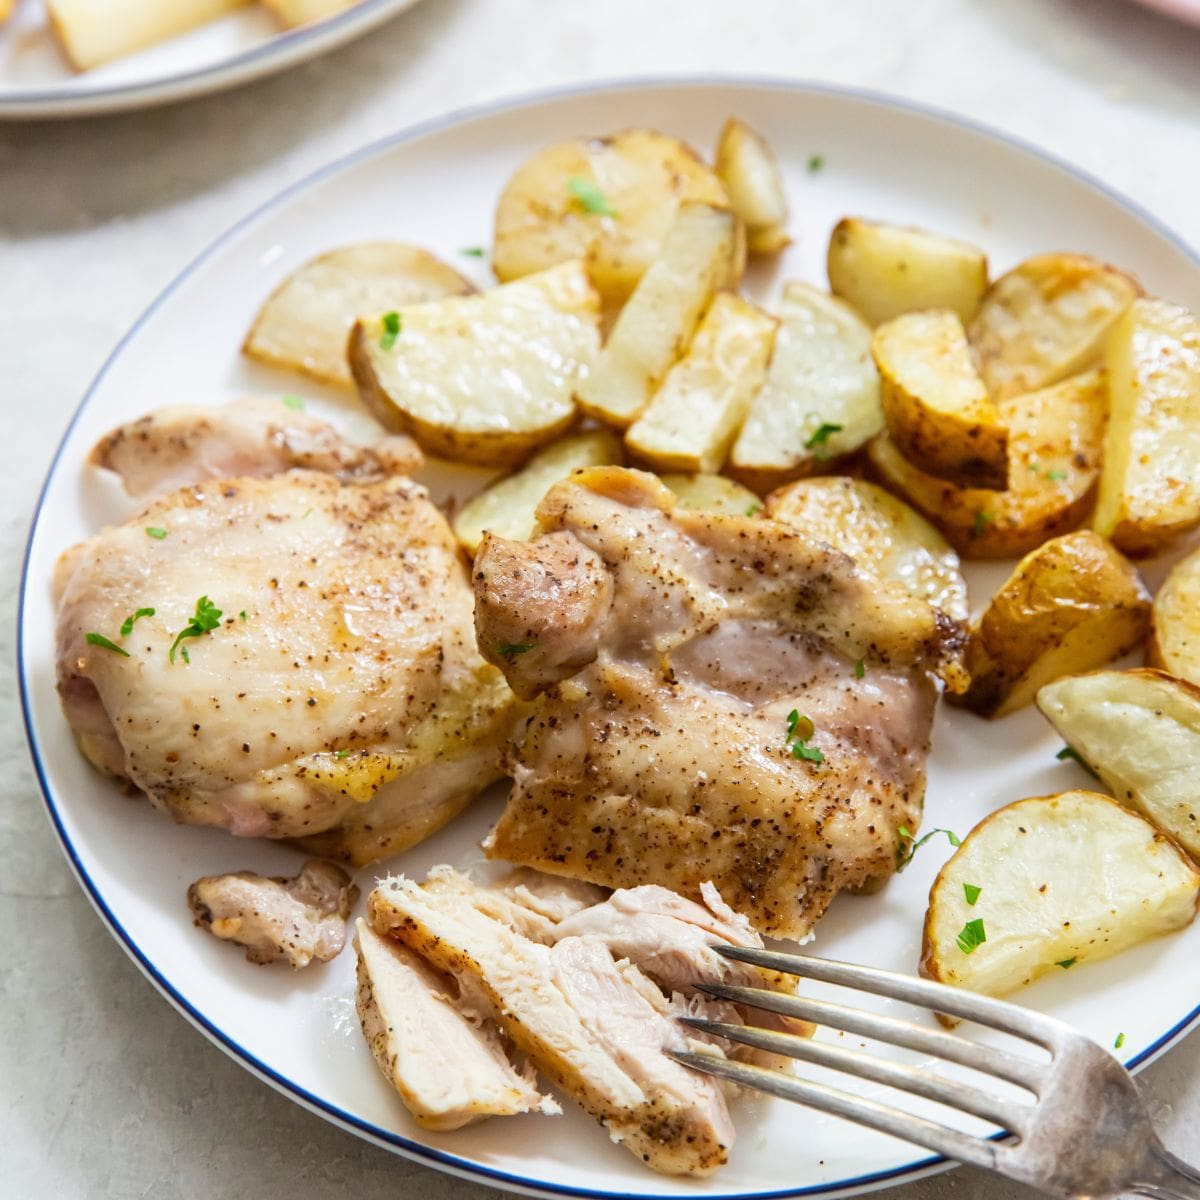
668,945,1200,1200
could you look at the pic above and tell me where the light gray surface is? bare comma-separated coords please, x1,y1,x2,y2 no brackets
3,1,1199,1196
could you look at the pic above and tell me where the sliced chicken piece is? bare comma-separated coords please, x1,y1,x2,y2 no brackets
56,471,519,863
90,398,422,500
186,859,358,967
369,875,734,1176
354,920,557,1130
475,467,965,940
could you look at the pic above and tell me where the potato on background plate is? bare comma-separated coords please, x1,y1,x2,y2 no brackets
1150,546,1200,685
714,118,790,255
1037,669,1200,862
922,790,1199,1003
951,530,1150,717
262,0,358,26
349,260,599,467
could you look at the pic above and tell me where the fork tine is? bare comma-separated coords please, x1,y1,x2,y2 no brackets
681,1017,1029,1133
715,945,1067,1048
669,1049,1003,1171
697,982,1045,1092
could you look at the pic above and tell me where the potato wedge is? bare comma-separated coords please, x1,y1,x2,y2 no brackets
1038,669,1200,861
1150,546,1200,685
48,0,249,69
714,118,789,254
261,0,357,26
1092,298,1200,557
660,473,761,518
349,261,599,467
867,369,1106,559
949,531,1150,717
766,477,968,621
492,130,731,305
827,218,988,327
453,430,624,555
576,203,738,428
624,294,776,473
0,0,15,22
969,253,1141,401
874,311,1008,489
922,791,1199,1001
729,283,882,492
243,243,475,390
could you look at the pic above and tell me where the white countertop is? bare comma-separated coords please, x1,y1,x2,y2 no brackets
4,1,1200,1196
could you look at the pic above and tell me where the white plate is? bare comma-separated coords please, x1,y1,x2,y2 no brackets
0,0,421,118
18,79,1200,1200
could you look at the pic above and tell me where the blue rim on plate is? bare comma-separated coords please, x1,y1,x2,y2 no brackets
18,76,1200,1200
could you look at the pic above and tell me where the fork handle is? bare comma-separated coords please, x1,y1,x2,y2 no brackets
1134,1145,1200,1199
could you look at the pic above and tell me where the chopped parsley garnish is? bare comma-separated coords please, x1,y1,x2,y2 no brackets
379,311,402,351
971,510,992,538
120,607,155,638
854,657,866,679
85,632,129,657
281,394,305,410
497,642,537,658
145,526,168,540
745,504,761,517
785,709,824,764
963,882,982,906
239,610,247,621
805,422,843,453
1056,745,1099,778
1055,957,1077,969
1046,468,1067,482
956,918,987,955
896,825,961,871
334,749,350,759
169,595,223,665
1114,1032,1126,1049
567,176,617,217
807,154,825,174
460,246,486,258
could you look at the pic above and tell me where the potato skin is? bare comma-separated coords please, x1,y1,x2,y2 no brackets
1150,546,1200,685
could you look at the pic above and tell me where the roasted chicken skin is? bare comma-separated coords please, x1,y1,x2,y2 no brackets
475,467,965,939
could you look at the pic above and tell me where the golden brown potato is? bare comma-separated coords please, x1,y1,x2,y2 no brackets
766,477,968,621
968,253,1141,401
492,130,730,306
576,203,739,428
1092,298,1200,557
348,261,599,467
659,473,761,518
873,310,1008,489
261,0,357,26
826,218,988,326
922,791,1199,1003
452,431,624,555
867,370,1107,559
950,531,1149,717
714,118,789,255
243,243,475,390
1150,546,1200,685
624,293,776,473
1038,669,1200,861
0,0,16,21
729,283,881,492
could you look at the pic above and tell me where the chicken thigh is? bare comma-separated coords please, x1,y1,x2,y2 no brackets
474,467,965,940
56,470,519,863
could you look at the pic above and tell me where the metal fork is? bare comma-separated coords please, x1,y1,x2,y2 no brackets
668,945,1200,1199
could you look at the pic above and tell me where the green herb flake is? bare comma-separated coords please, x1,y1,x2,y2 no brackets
239,610,247,621
805,421,843,451
897,825,962,871
85,632,130,657
567,175,617,217
169,595,223,665
1115,1032,1126,1049
334,749,350,759
460,246,486,258
955,918,987,955
745,504,761,517
120,607,155,638
1056,745,1099,778
1046,468,1068,482
281,394,305,411
1055,957,1077,969
497,642,537,658
379,311,402,351
785,709,823,764
145,526,168,540
971,510,993,538
807,154,825,174
854,657,866,679
963,882,982,906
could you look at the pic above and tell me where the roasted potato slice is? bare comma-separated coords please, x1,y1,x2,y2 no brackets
1150,546,1200,684
0,0,15,21
968,253,1141,401
873,310,1007,489
243,243,475,390
826,218,988,327
714,118,789,254
47,0,249,69
766,477,968,621
660,473,761,518
950,531,1150,717
1092,298,1200,557
729,283,881,492
624,293,776,473
349,261,599,467
261,0,356,25
1038,669,1200,861
576,203,738,428
922,791,1199,1002
492,130,731,305
453,430,624,555
867,369,1106,559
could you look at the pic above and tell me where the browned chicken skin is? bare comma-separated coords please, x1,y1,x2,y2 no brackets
475,467,964,940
